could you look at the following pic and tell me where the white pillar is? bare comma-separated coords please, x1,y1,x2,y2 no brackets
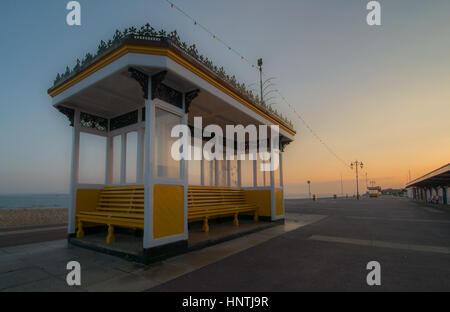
279,152,284,187
136,126,144,183
270,155,276,221
263,166,267,187
446,187,450,205
68,110,81,234
253,159,257,187
215,159,219,186
200,158,205,186
226,159,231,186
143,81,155,249
237,159,242,187
280,152,285,218
210,160,214,186
105,135,113,185
182,95,188,237
120,133,127,184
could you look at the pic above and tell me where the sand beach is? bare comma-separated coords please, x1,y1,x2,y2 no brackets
0,208,67,228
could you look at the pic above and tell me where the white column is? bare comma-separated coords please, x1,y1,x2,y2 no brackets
263,167,267,187
182,95,188,237
105,134,113,185
280,152,285,219
253,159,257,187
215,159,219,186
226,159,231,186
270,156,276,221
136,126,144,183
210,161,214,186
143,81,155,249
279,152,284,187
237,159,242,187
68,110,81,234
200,158,205,186
120,133,127,184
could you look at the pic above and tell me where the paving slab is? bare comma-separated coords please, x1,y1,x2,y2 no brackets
0,212,323,292
0,267,49,290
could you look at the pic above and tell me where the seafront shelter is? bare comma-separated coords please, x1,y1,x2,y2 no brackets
48,24,296,263
406,163,450,205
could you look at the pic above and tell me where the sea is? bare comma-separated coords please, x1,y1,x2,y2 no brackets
0,193,341,210
0,194,70,210
285,193,342,200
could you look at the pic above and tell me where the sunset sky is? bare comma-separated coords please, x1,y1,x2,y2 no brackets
0,0,449,195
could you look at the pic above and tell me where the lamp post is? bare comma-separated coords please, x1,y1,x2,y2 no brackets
257,58,263,104
350,161,364,200
307,180,311,199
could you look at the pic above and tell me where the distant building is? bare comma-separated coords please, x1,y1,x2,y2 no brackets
406,163,450,205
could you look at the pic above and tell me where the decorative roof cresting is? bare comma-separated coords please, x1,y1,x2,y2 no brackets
50,23,293,129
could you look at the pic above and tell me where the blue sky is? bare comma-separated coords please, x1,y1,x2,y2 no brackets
1,0,449,195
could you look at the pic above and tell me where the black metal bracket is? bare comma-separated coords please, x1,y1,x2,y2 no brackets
57,106,75,127
184,89,200,113
280,138,291,152
129,67,149,99
151,70,167,100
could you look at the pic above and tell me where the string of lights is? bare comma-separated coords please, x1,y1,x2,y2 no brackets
165,0,351,170
165,0,255,67
274,89,350,169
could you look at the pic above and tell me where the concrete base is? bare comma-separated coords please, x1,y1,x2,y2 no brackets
69,218,281,264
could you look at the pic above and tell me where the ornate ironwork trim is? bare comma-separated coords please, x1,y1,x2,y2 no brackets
129,67,149,99
151,70,167,91
185,89,200,113
280,138,291,152
50,23,294,130
110,110,139,131
151,71,183,109
57,106,75,127
80,112,108,131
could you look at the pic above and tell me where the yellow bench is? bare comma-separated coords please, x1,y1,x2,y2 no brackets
76,185,144,243
76,185,259,243
188,186,258,232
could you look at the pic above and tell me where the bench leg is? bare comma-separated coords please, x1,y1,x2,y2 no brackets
254,211,259,222
76,221,84,238
202,217,210,233
233,213,239,227
106,225,115,244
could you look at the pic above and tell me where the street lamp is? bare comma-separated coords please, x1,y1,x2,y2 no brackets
350,161,364,200
257,58,263,104
307,180,311,199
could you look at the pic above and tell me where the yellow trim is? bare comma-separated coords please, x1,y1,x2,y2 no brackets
48,44,295,136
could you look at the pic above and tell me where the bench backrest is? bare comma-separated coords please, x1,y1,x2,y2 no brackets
96,185,144,213
188,186,248,208
95,185,252,213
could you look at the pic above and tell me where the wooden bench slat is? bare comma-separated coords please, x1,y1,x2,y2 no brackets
76,185,259,243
